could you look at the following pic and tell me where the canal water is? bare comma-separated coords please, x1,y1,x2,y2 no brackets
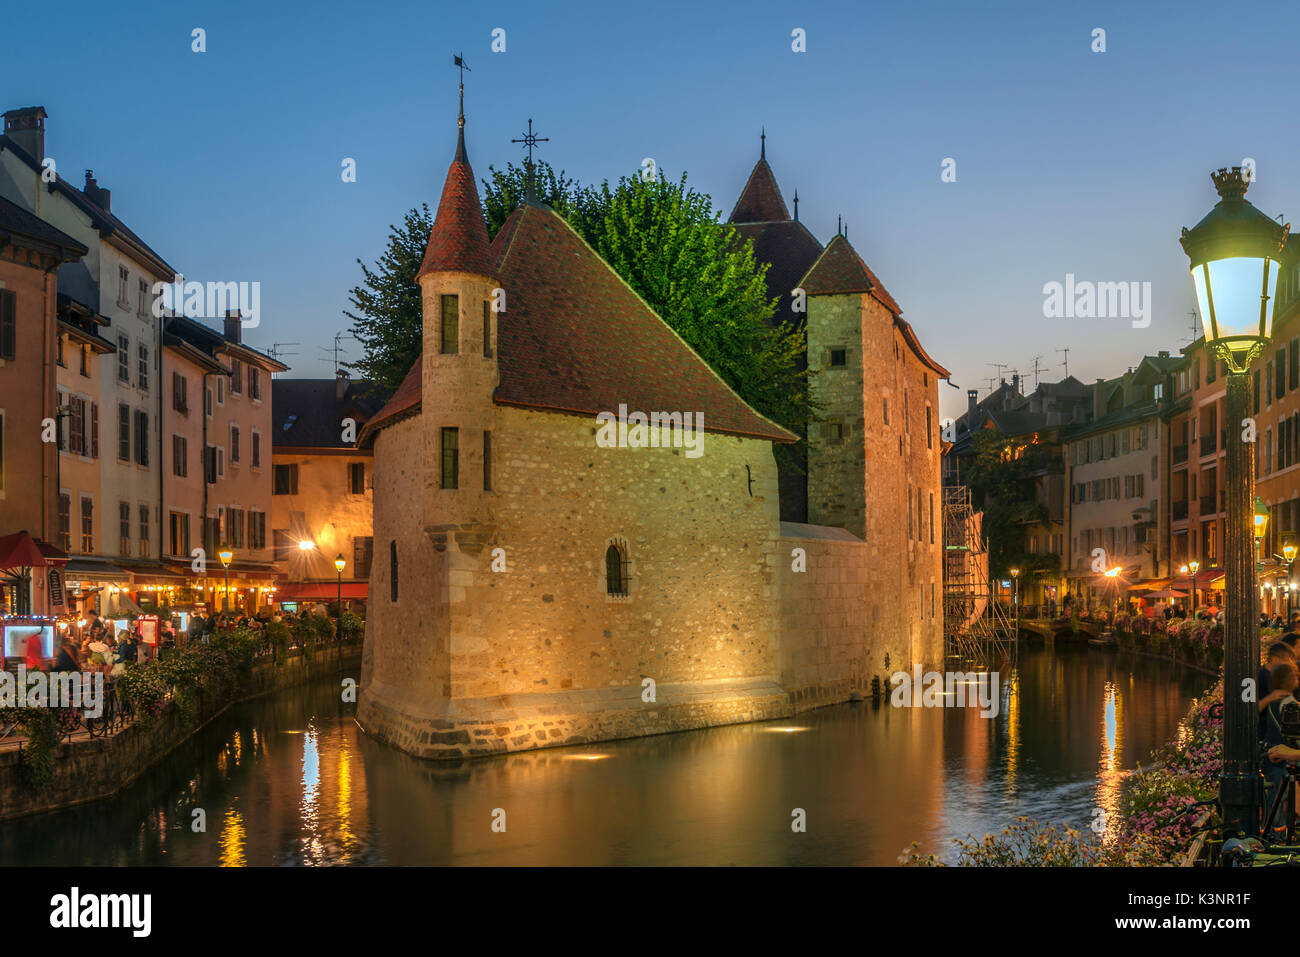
0,644,1211,866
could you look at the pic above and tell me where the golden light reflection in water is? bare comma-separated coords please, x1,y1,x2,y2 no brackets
337,740,355,854
1003,668,1020,794
1095,680,1125,837
562,754,611,761
761,726,810,734
219,806,246,867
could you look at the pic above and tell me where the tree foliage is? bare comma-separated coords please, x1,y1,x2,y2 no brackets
344,204,433,396
964,430,1057,579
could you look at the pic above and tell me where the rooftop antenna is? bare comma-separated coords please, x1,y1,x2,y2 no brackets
268,341,300,375
1056,347,1070,378
1029,355,1045,389
986,361,1010,384
1184,309,1201,345
318,331,356,374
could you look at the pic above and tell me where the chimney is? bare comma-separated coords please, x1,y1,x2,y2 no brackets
967,389,978,419
1012,373,1021,394
223,309,242,344
1158,350,1170,358
1093,378,1107,421
3,106,47,162
336,368,350,401
82,169,110,212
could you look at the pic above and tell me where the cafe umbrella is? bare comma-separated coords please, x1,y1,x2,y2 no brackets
0,530,58,615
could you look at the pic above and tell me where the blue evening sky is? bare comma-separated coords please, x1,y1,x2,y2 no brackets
6,0,1298,419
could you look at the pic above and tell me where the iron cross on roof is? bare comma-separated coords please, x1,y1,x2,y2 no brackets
512,118,549,199
512,118,548,166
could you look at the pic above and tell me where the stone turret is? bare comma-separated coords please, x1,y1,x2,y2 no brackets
418,108,498,555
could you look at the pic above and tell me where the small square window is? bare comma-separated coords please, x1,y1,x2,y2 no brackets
829,348,847,367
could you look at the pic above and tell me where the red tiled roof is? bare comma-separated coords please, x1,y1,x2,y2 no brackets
800,234,903,316
416,129,492,279
357,360,422,447
728,157,790,224
487,201,795,443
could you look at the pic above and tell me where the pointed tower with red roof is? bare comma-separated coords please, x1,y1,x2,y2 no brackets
416,77,500,556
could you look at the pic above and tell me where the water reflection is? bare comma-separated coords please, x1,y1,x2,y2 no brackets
0,645,1210,866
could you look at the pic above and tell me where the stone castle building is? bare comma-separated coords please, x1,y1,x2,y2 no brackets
356,101,948,759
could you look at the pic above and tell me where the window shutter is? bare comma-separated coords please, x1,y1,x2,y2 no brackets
90,403,99,458
0,290,15,360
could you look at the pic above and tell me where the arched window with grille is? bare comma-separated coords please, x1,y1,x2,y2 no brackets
605,541,629,597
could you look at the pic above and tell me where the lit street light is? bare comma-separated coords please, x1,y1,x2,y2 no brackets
219,548,233,620
1180,164,1289,839
334,553,346,642
1010,567,1020,636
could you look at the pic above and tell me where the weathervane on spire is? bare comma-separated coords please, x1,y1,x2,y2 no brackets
760,126,766,160
453,53,470,129
512,118,550,200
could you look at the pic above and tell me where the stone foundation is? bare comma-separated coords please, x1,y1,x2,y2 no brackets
357,676,796,759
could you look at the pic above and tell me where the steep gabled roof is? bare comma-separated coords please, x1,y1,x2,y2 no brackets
799,233,903,315
416,127,492,279
729,156,790,224
486,201,796,443
273,378,389,450
731,219,822,327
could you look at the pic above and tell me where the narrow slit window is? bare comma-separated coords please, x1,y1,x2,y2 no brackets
441,428,459,489
440,295,459,354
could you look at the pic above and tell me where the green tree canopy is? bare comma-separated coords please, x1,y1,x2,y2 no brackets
344,203,432,395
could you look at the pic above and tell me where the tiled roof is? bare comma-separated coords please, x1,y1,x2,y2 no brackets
488,201,796,443
0,194,87,258
273,378,389,449
799,234,902,315
728,157,790,224
363,199,798,447
895,316,950,378
357,361,422,447
416,129,492,279
731,220,822,327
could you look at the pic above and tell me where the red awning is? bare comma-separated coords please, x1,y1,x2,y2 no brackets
0,531,53,570
276,582,369,601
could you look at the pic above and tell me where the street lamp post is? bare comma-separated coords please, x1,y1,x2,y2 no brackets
1284,542,1297,622
334,554,346,641
1010,568,1020,636
219,549,233,623
1181,165,1289,840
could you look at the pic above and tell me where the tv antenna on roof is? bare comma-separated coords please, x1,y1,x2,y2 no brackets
1029,355,1045,389
1184,309,1201,345
1056,347,1070,377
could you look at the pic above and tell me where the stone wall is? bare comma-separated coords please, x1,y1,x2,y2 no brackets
0,644,362,822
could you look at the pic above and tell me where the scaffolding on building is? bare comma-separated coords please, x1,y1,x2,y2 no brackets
943,485,1017,665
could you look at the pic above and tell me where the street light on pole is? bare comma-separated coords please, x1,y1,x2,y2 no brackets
1180,164,1289,839
219,549,233,622
1010,567,1020,637
334,553,346,642
1284,542,1297,622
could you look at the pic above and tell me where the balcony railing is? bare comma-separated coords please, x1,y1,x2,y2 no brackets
1200,494,1218,515
1172,443,1189,465
1172,500,1189,521
1200,434,1217,457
